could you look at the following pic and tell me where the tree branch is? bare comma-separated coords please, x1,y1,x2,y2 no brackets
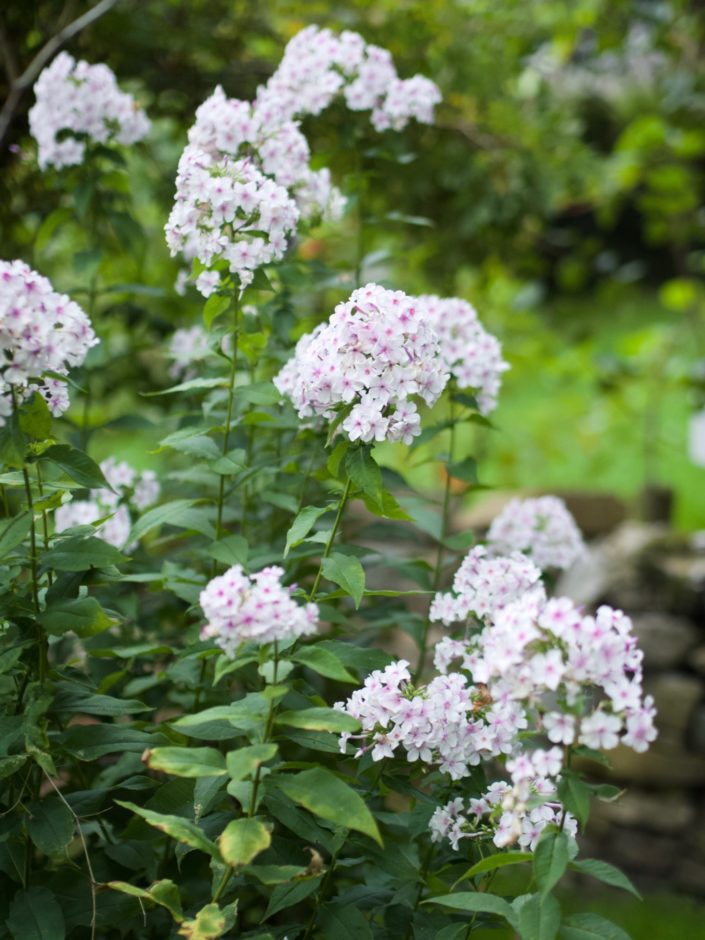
0,0,123,150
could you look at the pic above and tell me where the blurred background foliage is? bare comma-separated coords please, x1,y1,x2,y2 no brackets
2,0,705,529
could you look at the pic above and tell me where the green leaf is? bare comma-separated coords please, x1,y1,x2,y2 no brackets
147,747,226,778
249,268,274,292
107,879,183,921
319,904,373,939
560,913,632,940
177,903,226,939
116,801,220,858
61,724,158,760
275,707,360,733
40,596,116,637
41,536,127,571
219,817,271,866
284,505,330,557
558,770,590,828
27,798,74,856
226,743,278,782
290,646,357,683
0,512,32,557
423,892,516,927
457,850,532,882
514,893,561,940
208,534,249,568
40,444,109,489
570,859,641,899
345,446,383,506
203,293,231,329
7,886,65,940
534,830,571,897
0,412,27,468
0,754,28,780
148,377,226,396
129,499,214,542
243,863,307,884
19,393,52,440
276,768,382,845
321,553,365,608
263,877,322,920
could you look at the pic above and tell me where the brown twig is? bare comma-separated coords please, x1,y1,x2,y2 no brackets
0,0,122,149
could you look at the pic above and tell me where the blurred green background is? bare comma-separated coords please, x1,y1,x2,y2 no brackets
2,4,705,933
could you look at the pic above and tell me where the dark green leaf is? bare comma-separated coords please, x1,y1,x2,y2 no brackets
27,798,74,856
0,512,32,557
40,596,116,637
7,886,65,940
534,830,571,897
275,768,381,845
41,537,127,571
560,913,632,940
40,445,109,489
284,506,330,557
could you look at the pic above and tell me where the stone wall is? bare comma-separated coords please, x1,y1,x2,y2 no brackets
558,521,705,893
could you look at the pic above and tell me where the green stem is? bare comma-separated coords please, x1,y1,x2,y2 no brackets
214,292,241,548
415,395,457,681
35,464,52,587
308,477,352,602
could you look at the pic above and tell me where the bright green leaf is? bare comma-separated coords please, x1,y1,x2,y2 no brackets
147,747,226,778
116,801,220,859
275,707,360,733
321,553,365,608
276,768,381,845
560,912,632,940
226,743,278,781
219,817,271,866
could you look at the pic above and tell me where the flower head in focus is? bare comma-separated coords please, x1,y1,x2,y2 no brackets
200,564,318,655
274,283,449,444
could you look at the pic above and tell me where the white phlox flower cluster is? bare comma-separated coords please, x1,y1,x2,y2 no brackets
336,660,526,781
165,145,300,297
29,51,150,170
255,25,441,132
0,259,98,426
273,283,449,444
54,456,160,550
429,545,544,625
187,85,345,224
342,506,655,852
417,295,509,414
168,325,212,379
430,772,578,852
486,495,585,570
168,26,441,293
200,564,319,654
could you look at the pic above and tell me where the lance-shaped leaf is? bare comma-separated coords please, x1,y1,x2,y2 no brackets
146,747,226,778
107,880,183,921
116,801,220,859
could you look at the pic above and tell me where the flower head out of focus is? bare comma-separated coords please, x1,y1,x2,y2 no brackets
274,283,449,444
418,295,509,414
257,26,441,132
200,565,319,655
0,259,98,426
486,495,585,570
29,51,150,170
54,457,160,550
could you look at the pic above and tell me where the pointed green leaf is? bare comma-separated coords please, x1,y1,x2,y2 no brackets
40,444,109,489
40,596,116,637
290,645,357,683
275,707,360,733
146,747,226,778
41,536,127,571
514,892,561,940
570,859,641,899
560,913,632,940
276,768,382,845
284,505,330,557
7,886,65,940
534,830,571,897
321,553,365,608
115,801,220,858
423,892,516,928
27,798,74,856
0,512,32,557
457,850,532,883
107,879,183,921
